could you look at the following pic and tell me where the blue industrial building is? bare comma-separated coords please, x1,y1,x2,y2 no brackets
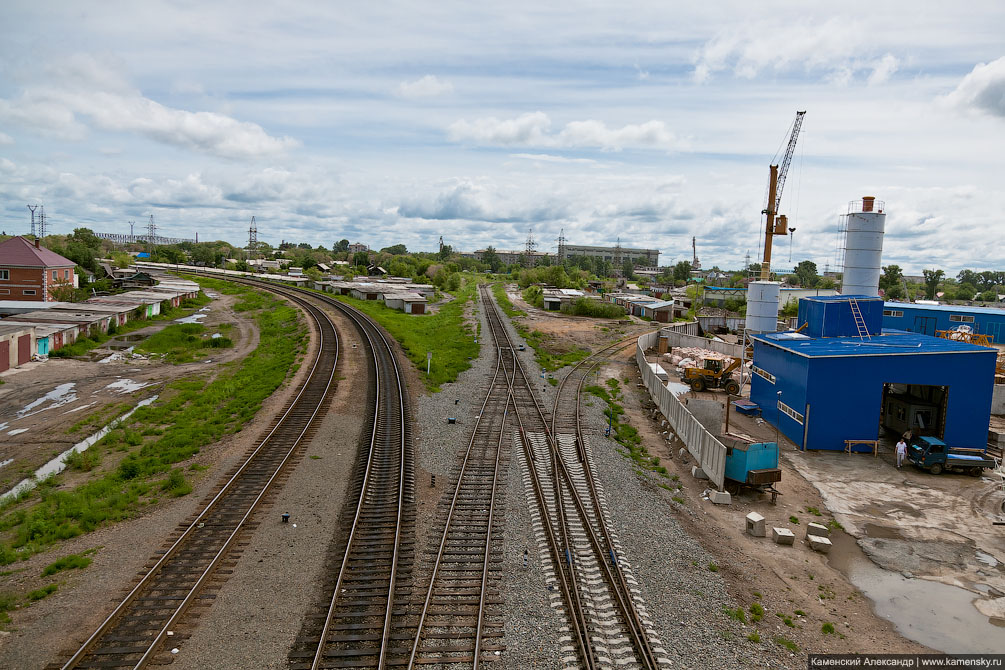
882,302,1005,343
750,295,997,452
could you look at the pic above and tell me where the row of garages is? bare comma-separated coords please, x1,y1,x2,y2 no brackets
314,280,431,314
0,278,200,370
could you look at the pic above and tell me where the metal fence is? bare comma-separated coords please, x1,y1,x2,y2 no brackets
636,331,726,490
661,320,700,336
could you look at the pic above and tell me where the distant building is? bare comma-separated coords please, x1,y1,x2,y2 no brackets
561,244,659,266
0,236,77,302
347,242,370,254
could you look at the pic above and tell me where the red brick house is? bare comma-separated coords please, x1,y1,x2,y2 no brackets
0,236,77,302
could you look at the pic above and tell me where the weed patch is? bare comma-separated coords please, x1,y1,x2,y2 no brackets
42,551,93,576
27,583,57,601
774,636,798,652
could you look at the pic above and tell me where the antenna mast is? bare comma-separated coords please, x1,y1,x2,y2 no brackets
248,216,258,254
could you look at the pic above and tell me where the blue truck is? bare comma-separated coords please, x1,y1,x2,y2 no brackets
906,436,996,476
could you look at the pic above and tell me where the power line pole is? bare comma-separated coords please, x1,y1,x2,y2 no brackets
27,205,38,237
248,216,258,255
38,206,47,238
556,228,567,261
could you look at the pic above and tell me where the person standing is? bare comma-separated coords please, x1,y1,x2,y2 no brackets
896,438,908,469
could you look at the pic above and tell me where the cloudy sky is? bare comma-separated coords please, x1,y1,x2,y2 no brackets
1,2,1003,274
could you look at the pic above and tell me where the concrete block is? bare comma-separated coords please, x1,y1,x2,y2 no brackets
708,489,731,505
746,512,766,537
807,534,833,553
691,465,708,480
806,522,829,538
679,447,687,459
772,527,795,545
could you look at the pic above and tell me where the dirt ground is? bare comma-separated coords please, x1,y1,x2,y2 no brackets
0,289,258,492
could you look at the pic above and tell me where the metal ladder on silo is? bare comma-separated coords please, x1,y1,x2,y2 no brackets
848,298,871,340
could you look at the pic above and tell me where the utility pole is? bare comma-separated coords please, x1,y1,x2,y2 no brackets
524,228,536,267
556,228,567,261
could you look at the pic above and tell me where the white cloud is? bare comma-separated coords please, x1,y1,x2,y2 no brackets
943,56,1005,117
0,54,299,159
692,18,898,85
867,54,900,86
0,132,12,146
449,112,677,151
509,153,599,165
396,75,454,98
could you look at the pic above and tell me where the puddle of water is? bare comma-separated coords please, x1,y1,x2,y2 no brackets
64,402,97,415
105,379,150,394
211,333,222,339
175,313,207,324
977,551,1000,568
98,353,124,364
16,382,77,419
118,334,146,342
846,556,1005,653
7,428,28,436
1,395,158,502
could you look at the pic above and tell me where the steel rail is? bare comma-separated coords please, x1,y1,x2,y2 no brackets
306,288,409,670
405,332,510,668
61,286,338,670
478,285,598,670
561,338,662,670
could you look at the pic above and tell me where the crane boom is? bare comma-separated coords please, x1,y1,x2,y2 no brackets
773,111,806,216
759,110,806,280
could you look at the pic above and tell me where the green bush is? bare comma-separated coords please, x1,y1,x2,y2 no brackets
822,622,835,634
27,583,57,601
64,449,101,472
161,469,192,497
747,631,760,643
749,602,764,622
561,298,625,318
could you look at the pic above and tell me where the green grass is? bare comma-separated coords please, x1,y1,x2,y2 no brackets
806,506,822,516
749,602,764,622
491,282,523,318
828,518,844,531
723,606,746,622
328,277,479,392
822,622,835,634
0,277,304,565
586,384,667,478
708,562,719,572
27,583,57,601
0,590,16,626
41,551,93,576
747,631,761,643
789,515,799,524
136,322,233,363
774,636,799,652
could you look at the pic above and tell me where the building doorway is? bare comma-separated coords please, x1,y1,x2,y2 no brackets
880,383,948,441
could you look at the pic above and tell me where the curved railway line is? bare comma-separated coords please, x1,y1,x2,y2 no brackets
59,284,340,670
56,270,666,670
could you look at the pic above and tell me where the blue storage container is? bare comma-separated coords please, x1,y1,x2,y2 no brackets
798,295,883,338
724,441,779,484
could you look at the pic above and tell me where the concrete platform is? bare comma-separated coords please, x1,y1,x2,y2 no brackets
691,465,708,480
708,489,731,505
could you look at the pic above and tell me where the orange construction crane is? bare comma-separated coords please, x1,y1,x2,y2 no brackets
760,111,806,280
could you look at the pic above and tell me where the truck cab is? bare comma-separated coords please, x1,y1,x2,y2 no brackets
906,436,995,476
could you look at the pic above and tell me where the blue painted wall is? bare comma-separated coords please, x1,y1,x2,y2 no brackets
799,295,883,338
882,303,1005,343
751,341,997,451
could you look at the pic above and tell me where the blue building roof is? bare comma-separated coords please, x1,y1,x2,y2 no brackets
884,301,1005,317
752,330,993,358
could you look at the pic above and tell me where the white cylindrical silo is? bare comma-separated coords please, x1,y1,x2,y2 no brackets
747,281,781,333
841,196,886,297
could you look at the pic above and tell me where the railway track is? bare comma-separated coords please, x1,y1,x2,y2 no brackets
58,285,340,670
478,285,666,670
405,292,515,667
286,286,414,670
